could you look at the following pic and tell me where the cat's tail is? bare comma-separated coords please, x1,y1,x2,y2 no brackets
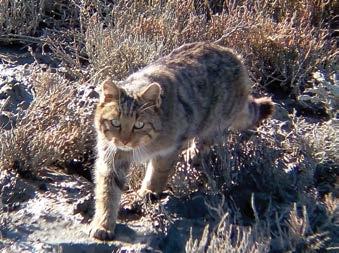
231,96,274,130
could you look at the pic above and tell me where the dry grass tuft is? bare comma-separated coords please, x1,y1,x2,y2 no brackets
175,112,337,251
0,71,95,174
172,115,317,197
186,213,270,253
0,0,83,37
81,0,335,98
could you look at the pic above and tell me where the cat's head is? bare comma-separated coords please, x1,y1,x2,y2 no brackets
95,78,162,151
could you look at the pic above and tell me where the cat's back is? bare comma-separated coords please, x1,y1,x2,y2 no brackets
166,42,240,64
162,42,244,81
124,42,247,93
151,42,250,103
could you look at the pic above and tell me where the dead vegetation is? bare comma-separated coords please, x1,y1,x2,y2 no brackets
81,0,336,98
0,71,96,175
179,114,337,252
0,0,337,252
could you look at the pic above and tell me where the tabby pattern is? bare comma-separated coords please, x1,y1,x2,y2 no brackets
89,42,274,240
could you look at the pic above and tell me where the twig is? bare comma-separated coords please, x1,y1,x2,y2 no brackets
0,34,46,45
0,53,16,64
214,23,248,45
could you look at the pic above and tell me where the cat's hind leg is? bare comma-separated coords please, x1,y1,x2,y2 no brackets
230,96,274,130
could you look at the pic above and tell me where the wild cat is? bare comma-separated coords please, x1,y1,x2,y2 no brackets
89,42,274,240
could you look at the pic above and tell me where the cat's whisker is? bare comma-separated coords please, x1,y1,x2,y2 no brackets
111,147,117,171
141,146,148,161
108,144,115,156
105,143,117,164
104,145,111,159
134,146,140,162
132,149,136,163
133,146,143,163
138,145,150,162
134,147,140,163
133,148,137,162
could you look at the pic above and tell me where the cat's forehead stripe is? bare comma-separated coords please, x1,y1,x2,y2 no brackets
120,95,139,116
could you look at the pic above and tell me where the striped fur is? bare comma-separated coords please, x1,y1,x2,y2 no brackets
90,42,274,240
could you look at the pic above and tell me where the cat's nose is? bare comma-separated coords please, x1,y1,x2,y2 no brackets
121,139,130,145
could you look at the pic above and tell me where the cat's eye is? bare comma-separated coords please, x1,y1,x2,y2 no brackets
111,119,121,127
134,121,144,129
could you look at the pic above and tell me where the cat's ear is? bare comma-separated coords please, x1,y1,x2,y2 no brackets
139,82,162,107
101,78,120,103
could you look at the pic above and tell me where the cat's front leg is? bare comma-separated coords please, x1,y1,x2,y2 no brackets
90,152,130,240
138,150,179,197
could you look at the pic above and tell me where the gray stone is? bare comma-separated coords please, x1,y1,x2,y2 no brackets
0,63,34,116
0,112,15,130
0,114,10,130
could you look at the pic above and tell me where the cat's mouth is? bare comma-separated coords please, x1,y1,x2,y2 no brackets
113,139,145,152
117,146,134,151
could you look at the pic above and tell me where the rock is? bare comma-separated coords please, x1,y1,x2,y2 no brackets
0,114,10,130
272,103,290,122
0,112,16,130
76,84,99,109
73,194,94,221
87,88,99,99
0,86,9,99
55,243,118,253
0,64,34,127
0,169,155,252
162,193,210,219
1,82,33,113
159,219,206,253
0,170,36,211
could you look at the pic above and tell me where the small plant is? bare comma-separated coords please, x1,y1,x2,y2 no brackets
186,213,270,253
0,71,95,173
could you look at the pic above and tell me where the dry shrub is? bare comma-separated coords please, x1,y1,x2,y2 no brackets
0,0,45,35
1,0,335,98
0,0,83,37
186,213,270,253
81,0,335,99
83,1,170,80
293,117,338,164
85,14,163,80
0,71,95,173
171,116,317,197
172,109,337,251
186,196,336,252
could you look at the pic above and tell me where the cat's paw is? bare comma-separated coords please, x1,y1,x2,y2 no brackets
137,188,171,202
137,188,153,199
89,224,115,241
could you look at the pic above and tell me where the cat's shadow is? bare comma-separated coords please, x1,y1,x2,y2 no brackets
114,223,138,243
